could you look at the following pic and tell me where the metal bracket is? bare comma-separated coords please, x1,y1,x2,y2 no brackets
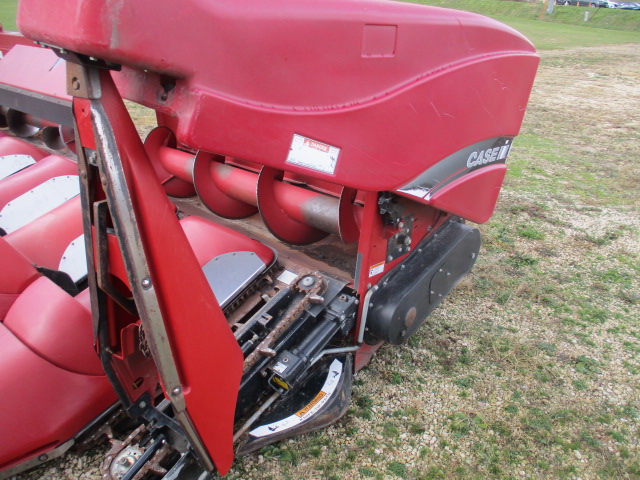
94,200,138,316
386,214,414,262
66,61,102,99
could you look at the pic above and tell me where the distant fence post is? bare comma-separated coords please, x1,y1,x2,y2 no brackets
585,11,590,21
547,0,555,14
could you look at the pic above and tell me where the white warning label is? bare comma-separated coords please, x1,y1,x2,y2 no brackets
248,359,343,438
369,261,385,278
286,134,340,175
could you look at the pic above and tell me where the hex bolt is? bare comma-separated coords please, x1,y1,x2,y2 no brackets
387,256,393,262
141,277,152,290
171,386,182,396
300,276,315,288
71,77,80,91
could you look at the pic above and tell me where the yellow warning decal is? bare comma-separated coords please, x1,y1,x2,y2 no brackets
296,391,326,417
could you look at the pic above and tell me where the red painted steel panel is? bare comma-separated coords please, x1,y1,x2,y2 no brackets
180,215,274,267
0,136,48,161
0,44,70,101
17,0,538,192
5,196,83,271
428,164,507,224
0,323,115,471
4,277,102,376
0,238,39,321
0,29,34,57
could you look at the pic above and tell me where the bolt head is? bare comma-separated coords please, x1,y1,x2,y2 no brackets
300,276,315,287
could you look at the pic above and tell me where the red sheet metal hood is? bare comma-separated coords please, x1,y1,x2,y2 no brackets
17,0,538,193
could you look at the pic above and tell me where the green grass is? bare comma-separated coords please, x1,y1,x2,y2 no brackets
0,0,17,31
497,16,640,49
405,0,640,49
409,0,640,31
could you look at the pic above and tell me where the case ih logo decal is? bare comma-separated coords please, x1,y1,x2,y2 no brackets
398,137,514,201
466,142,511,169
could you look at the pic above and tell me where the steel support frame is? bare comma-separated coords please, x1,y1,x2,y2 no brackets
69,61,242,474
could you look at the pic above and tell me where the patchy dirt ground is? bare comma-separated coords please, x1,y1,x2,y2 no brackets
11,44,640,480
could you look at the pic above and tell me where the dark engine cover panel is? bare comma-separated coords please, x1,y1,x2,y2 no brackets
366,220,480,345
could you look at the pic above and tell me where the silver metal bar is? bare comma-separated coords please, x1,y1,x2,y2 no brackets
233,392,279,442
357,286,376,344
310,346,359,367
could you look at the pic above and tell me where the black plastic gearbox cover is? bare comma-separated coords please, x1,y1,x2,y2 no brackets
366,219,480,345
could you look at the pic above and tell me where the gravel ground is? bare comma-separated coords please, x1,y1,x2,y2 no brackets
10,43,640,480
